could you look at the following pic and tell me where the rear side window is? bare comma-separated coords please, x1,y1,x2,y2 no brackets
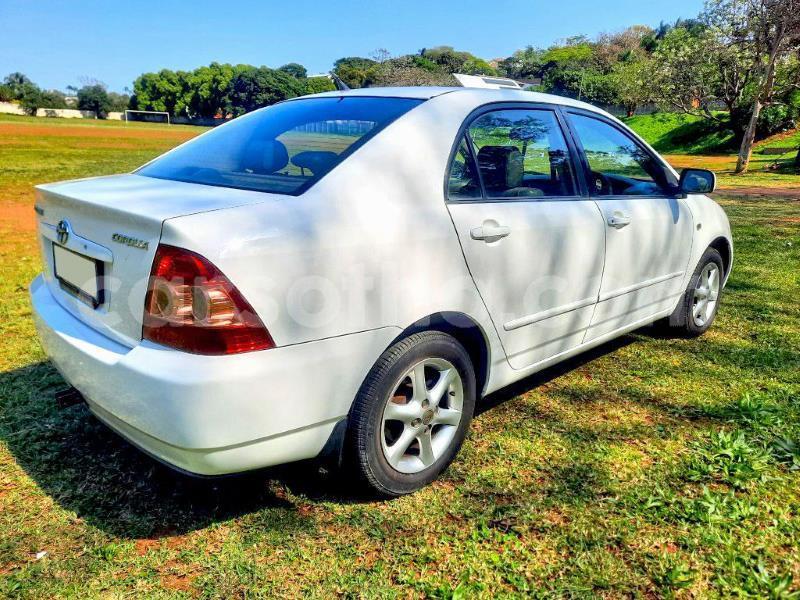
448,137,482,199
466,109,576,199
138,97,423,196
567,113,675,196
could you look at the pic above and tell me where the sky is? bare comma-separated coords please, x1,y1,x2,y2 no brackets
0,0,705,93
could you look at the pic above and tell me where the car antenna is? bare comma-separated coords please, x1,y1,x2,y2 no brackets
330,72,350,91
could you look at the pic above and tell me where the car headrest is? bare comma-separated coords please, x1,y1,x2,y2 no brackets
291,151,339,176
243,139,289,174
477,146,523,190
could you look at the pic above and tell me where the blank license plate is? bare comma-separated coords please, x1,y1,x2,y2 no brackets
53,244,103,307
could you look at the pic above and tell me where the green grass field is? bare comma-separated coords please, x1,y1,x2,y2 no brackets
624,112,737,155
1,114,800,597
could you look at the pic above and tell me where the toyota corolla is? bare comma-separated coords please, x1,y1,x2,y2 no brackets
30,86,732,496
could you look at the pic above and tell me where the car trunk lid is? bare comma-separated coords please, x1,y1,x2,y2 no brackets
35,174,273,346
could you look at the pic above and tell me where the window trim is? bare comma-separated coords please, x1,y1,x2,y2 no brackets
561,108,681,201
446,133,484,201
444,102,585,204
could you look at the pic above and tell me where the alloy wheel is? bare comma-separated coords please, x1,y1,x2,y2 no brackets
380,358,464,474
692,262,720,327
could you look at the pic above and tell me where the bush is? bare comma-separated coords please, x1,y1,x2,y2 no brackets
757,105,793,137
0,84,13,102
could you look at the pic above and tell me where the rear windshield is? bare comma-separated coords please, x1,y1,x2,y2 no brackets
137,96,423,195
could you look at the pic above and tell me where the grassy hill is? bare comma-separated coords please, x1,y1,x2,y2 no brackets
756,128,800,155
625,112,800,159
624,113,737,154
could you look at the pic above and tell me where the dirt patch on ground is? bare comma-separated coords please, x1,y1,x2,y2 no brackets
0,122,198,142
665,154,735,169
0,202,36,232
0,185,35,204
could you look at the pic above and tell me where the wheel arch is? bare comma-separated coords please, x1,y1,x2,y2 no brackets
390,312,491,398
709,236,732,281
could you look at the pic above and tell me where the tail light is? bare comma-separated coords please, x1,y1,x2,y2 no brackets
143,244,274,355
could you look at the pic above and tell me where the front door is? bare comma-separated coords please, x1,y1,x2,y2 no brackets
446,106,607,370
564,111,694,340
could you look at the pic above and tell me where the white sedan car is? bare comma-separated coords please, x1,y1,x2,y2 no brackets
30,87,732,496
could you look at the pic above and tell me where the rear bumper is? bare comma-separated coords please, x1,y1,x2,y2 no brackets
30,275,399,475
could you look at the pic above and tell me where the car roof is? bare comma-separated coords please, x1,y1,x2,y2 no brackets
304,86,456,100
303,86,607,115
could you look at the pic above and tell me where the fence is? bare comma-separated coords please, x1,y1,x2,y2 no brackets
0,101,100,119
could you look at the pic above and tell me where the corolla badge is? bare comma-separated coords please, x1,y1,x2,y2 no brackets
56,220,70,245
112,233,149,250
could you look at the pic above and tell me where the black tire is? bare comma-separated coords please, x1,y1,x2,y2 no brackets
344,331,476,497
666,247,724,337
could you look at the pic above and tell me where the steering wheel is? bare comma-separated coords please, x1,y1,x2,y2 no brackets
591,171,613,196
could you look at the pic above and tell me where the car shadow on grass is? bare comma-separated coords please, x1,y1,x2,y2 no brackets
476,335,637,416
0,327,725,539
0,361,330,539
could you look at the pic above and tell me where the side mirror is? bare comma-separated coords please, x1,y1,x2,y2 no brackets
679,168,716,195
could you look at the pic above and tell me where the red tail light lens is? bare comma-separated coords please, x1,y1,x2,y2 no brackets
143,244,274,355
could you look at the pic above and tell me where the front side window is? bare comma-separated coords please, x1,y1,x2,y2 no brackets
467,109,576,198
138,97,423,196
568,113,674,196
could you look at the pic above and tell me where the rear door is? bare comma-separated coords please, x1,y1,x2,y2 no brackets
563,110,694,340
446,105,606,370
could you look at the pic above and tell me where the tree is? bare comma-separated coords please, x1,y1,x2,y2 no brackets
0,84,15,102
278,63,308,79
540,40,617,104
703,0,800,173
2,72,33,99
651,27,720,117
332,57,379,88
728,0,800,173
186,62,235,118
370,48,392,64
497,46,544,79
78,84,112,118
304,76,336,95
420,46,472,73
225,66,305,116
107,92,130,113
611,57,657,116
130,69,189,116
594,25,653,70
370,56,457,87
39,89,68,109
18,83,43,115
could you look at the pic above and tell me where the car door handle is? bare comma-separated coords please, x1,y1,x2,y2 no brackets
470,223,511,242
607,213,632,229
